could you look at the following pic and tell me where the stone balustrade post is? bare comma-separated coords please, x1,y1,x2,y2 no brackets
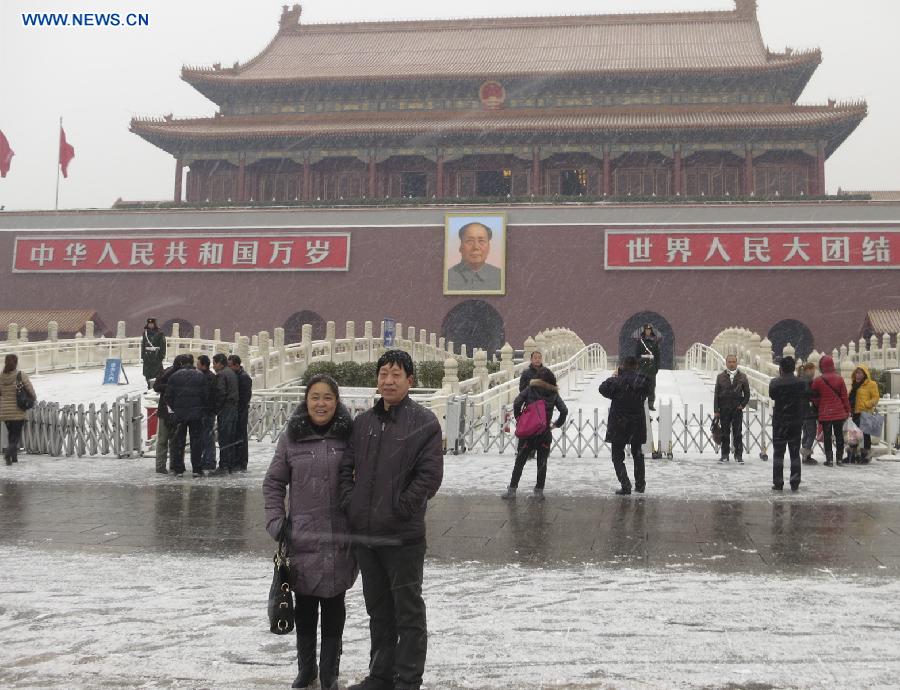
473,349,489,393
259,331,270,387
459,344,467,359
234,332,241,350
237,336,250,361
193,325,201,340
881,334,891,368
326,321,336,360
782,342,795,361
534,333,547,363
171,322,180,338
523,336,537,363
500,342,514,383
47,320,59,342
7,322,18,345
19,327,29,343
808,350,822,369
364,320,374,361
442,357,460,394
447,341,454,356
346,321,356,361
840,358,855,386
84,321,94,339
117,321,127,339
274,327,285,349
251,335,259,347
758,336,773,365
301,324,313,365
214,328,222,343
438,336,446,354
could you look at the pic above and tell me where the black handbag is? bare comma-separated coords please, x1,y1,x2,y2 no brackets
15,372,35,411
267,520,294,635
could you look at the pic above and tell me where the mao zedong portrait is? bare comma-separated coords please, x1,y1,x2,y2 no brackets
446,221,503,292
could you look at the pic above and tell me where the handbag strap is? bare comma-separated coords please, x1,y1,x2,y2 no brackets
822,376,851,415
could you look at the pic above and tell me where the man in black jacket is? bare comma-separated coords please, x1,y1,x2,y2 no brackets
152,354,188,475
518,350,544,392
338,350,443,690
196,355,218,473
599,357,651,495
768,356,807,491
714,354,752,463
211,353,239,475
166,354,208,478
228,354,253,471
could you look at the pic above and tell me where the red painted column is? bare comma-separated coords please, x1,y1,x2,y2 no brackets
816,141,826,196
744,146,755,197
531,148,541,195
368,155,377,198
173,158,183,203
236,156,246,203
303,159,311,201
436,153,444,198
602,148,611,196
673,147,682,196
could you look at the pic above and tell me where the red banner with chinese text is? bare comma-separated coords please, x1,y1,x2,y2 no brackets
605,229,900,270
13,233,350,272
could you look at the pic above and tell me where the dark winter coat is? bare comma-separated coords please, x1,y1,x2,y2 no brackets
262,403,358,598
635,337,661,379
152,363,180,422
166,365,208,423
810,356,851,422
512,379,568,435
800,376,818,420
214,366,239,411
599,369,650,446
518,364,543,392
0,369,36,422
141,328,166,379
235,367,253,410
714,368,751,414
199,368,217,415
768,372,808,428
338,395,443,547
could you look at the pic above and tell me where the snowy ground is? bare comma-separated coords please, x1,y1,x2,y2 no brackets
3,367,899,688
2,546,899,689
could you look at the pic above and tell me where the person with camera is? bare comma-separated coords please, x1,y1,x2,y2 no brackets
599,356,651,495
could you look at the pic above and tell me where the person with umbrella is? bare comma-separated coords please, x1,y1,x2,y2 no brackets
634,324,661,410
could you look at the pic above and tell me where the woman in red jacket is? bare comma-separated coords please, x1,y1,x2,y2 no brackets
809,355,851,467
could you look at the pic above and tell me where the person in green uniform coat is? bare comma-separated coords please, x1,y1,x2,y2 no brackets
141,317,166,389
634,323,661,410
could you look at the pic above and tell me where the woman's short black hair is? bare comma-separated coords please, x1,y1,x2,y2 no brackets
305,373,340,403
376,349,415,377
536,366,557,386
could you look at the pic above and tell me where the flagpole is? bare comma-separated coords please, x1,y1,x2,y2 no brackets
55,117,61,211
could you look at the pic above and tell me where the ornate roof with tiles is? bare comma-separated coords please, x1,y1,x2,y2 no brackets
182,1,818,88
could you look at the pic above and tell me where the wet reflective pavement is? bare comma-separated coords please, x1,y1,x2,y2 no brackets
2,479,898,575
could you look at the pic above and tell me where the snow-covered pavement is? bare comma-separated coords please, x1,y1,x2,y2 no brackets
2,366,899,688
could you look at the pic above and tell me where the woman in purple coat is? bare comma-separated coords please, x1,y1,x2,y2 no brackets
263,374,358,689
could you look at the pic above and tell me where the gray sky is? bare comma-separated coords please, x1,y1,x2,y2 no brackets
1,0,898,210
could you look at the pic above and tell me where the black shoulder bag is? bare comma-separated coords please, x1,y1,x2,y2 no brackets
15,372,35,411
267,519,294,635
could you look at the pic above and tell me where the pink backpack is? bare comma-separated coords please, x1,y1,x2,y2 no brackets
515,399,548,438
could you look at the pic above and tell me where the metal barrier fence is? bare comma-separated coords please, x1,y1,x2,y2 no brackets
445,397,776,458
1,396,145,459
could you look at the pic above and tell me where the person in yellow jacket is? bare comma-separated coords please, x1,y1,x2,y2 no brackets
848,364,880,464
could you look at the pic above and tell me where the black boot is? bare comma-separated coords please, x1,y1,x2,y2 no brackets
4,446,10,466
292,634,318,688
319,637,341,690
10,446,18,464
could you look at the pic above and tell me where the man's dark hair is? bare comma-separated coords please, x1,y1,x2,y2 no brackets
779,356,795,375
622,356,639,370
181,353,194,366
197,354,210,368
212,353,228,366
458,222,492,241
227,354,242,366
376,349,415,378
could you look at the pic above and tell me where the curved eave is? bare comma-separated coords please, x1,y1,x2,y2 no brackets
130,105,866,157
182,52,822,91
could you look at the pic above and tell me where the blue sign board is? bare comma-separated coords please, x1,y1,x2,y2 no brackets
383,318,396,348
103,358,124,385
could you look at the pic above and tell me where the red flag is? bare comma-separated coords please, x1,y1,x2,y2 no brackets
59,127,75,178
0,130,13,178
